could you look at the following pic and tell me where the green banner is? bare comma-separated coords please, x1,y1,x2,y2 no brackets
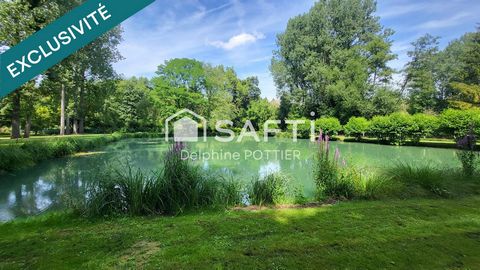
0,0,154,98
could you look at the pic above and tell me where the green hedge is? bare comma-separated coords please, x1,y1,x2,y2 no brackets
305,109,480,144
346,109,480,144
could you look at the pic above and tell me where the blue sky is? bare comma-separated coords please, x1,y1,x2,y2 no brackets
113,0,480,99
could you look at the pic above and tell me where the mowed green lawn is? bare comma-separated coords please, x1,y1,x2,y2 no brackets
1,197,479,269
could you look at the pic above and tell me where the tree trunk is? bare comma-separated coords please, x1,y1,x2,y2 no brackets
79,118,84,134
73,119,78,134
78,82,85,134
24,116,31,138
66,115,71,135
60,83,65,136
11,91,21,139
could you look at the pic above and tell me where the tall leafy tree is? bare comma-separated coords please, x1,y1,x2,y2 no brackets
404,34,440,113
156,58,207,93
0,0,59,138
271,0,396,122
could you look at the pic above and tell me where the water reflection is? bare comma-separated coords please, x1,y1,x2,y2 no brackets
0,138,460,221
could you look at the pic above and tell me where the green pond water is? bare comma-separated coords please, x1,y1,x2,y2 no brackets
0,138,461,221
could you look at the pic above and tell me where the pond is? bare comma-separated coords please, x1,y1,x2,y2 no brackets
0,137,460,221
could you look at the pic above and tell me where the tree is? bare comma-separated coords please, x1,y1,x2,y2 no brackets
272,0,396,122
369,87,402,116
446,28,480,108
68,27,123,134
156,58,206,93
104,78,152,132
404,34,440,113
245,99,278,129
0,0,59,138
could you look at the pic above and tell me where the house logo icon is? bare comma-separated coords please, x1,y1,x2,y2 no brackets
165,109,207,142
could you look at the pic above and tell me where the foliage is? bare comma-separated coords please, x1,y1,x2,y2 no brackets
404,34,440,114
344,117,370,140
286,117,311,139
314,134,355,200
456,132,479,176
315,117,342,136
440,109,480,138
410,113,440,143
248,173,291,206
387,112,415,144
245,99,278,129
368,115,391,141
78,143,243,217
272,0,396,121
0,133,146,172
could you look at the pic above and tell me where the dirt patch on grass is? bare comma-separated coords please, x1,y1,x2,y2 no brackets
118,241,161,268
233,199,337,212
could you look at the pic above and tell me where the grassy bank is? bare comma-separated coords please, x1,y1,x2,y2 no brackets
0,196,479,269
0,132,161,173
339,135,480,149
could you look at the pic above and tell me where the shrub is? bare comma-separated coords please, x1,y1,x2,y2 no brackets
344,117,370,140
457,132,478,176
286,118,311,139
440,109,480,139
388,112,415,145
368,115,391,141
410,113,440,143
315,117,342,136
314,134,356,200
248,173,290,206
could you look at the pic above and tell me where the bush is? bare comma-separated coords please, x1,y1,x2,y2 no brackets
388,112,415,145
344,117,370,140
286,118,311,139
248,173,291,206
457,133,478,176
315,117,342,136
314,135,356,200
368,115,391,141
410,113,440,143
440,109,480,139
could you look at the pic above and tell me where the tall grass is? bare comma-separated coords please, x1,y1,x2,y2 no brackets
248,173,291,206
314,131,395,200
76,143,243,217
383,163,452,198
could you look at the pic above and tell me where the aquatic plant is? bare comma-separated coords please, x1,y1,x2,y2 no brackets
456,130,478,176
77,142,244,217
383,163,450,198
248,172,291,206
314,131,355,200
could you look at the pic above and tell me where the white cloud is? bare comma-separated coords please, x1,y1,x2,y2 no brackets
209,32,266,50
417,12,473,30
377,3,428,18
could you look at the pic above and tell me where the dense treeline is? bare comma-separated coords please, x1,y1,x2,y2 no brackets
272,0,480,123
0,0,479,139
